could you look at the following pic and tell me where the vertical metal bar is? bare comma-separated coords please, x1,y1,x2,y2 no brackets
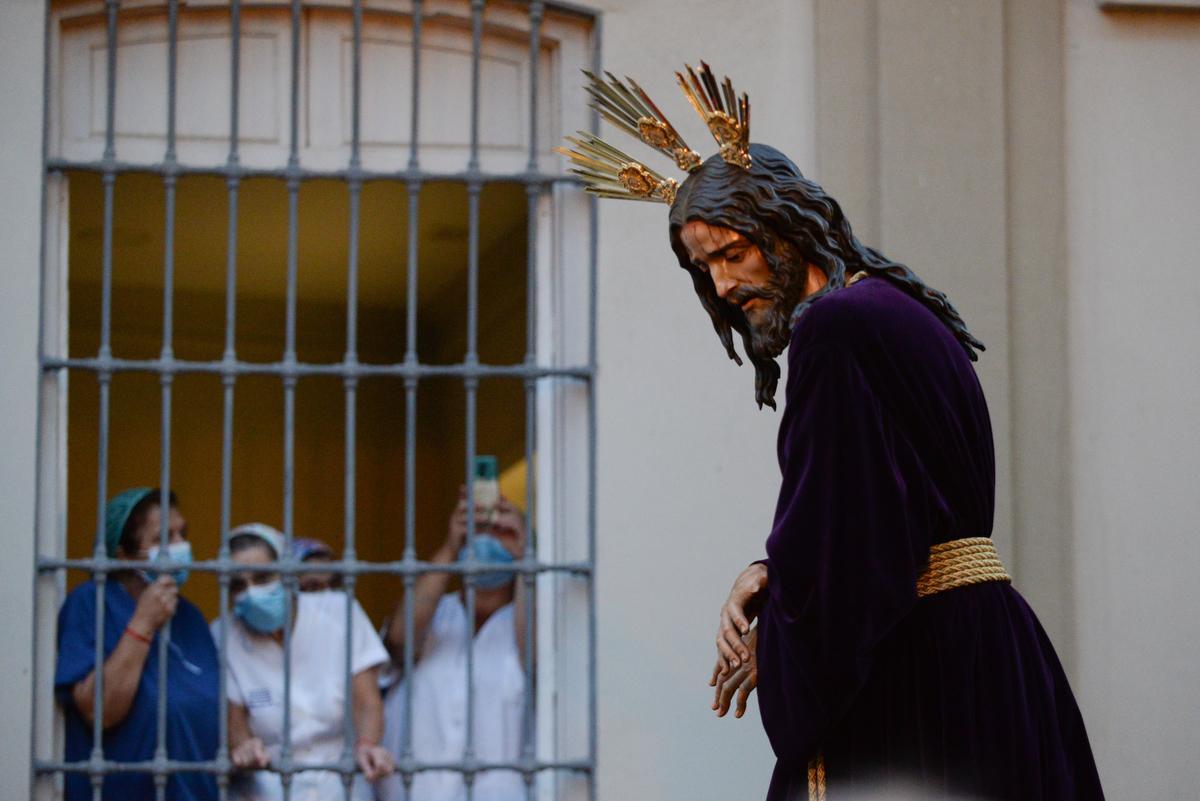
89,366,110,801
585,206,598,801
90,2,120,797
90,455,108,801
280,234,297,790
467,0,483,174
586,22,601,801
341,2,363,798
102,1,119,168
524,3,543,177
407,0,422,172
521,4,543,798
462,357,478,799
216,2,242,799
463,4,484,800
400,2,422,794
280,1,301,798
31,0,57,794
154,2,180,798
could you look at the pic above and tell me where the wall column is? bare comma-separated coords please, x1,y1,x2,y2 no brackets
0,0,48,797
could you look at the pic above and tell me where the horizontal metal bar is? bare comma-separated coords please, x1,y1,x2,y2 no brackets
35,757,593,776
57,0,599,25
44,158,579,187
40,356,591,382
37,557,593,577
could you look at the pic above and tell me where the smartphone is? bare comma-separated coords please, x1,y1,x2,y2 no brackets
472,455,500,522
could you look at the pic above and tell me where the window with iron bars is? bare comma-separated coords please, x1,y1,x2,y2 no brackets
32,1,597,799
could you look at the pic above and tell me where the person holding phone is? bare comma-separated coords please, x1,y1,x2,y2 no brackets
55,487,219,801
378,457,532,801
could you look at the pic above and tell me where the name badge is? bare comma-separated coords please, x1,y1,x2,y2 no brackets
246,688,273,709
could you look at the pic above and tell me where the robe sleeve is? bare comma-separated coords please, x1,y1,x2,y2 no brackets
755,341,939,764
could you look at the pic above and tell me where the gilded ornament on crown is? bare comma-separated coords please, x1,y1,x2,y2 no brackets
557,132,679,205
555,61,751,204
676,62,752,170
617,163,657,196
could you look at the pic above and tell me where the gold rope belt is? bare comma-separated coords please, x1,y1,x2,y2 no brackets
916,537,1011,598
806,537,1011,800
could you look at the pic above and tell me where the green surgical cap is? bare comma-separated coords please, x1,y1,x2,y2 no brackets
105,487,154,558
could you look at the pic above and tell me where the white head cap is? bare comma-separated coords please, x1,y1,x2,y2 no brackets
229,522,284,560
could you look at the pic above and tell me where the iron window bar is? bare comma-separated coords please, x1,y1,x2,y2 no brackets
400,4,424,796
44,158,583,186
38,558,593,577
35,0,598,798
521,5,545,800
338,1,365,797
37,757,594,776
41,357,592,381
151,5,182,800
278,2,303,794
214,0,243,796
463,5,487,798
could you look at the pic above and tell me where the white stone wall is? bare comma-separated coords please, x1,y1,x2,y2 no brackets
1064,2,1200,797
0,0,46,798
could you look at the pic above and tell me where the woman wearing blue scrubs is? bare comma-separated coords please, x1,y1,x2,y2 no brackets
55,487,219,801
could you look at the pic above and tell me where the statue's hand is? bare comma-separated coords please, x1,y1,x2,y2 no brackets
711,627,758,718
712,562,768,679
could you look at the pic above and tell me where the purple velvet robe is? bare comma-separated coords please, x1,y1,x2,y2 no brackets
756,277,1104,800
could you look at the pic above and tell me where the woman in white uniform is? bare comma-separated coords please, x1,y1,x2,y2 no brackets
378,493,532,801
216,523,394,801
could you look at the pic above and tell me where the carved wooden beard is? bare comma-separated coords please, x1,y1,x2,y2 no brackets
727,243,812,362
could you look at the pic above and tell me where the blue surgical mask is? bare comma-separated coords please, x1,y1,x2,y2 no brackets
458,534,516,590
143,540,193,587
235,580,288,634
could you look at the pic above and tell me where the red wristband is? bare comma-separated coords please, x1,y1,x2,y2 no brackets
124,625,152,645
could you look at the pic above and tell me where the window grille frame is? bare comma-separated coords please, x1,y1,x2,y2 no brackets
31,1,600,799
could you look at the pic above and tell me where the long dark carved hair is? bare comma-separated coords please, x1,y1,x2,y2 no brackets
668,143,985,409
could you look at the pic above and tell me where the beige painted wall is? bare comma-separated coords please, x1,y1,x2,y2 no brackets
812,0,1080,658
815,2,1200,795
0,1,46,798
1064,2,1200,796
814,0,1016,587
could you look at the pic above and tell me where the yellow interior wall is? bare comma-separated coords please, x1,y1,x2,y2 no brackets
65,172,529,625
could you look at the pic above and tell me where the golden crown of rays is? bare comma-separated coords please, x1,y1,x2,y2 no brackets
555,62,752,205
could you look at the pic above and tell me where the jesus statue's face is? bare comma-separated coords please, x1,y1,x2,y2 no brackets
679,219,826,359
680,220,773,325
